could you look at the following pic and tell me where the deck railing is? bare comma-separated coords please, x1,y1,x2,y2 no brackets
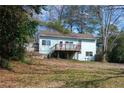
51,43,81,51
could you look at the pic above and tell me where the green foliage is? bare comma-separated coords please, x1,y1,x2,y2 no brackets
62,6,90,33
0,6,39,69
10,46,25,62
109,24,118,32
0,58,11,69
108,32,124,63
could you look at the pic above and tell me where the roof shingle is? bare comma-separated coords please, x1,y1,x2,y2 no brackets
40,31,95,39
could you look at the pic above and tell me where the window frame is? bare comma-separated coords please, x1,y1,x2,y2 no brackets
42,40,51,46
86,51,93,57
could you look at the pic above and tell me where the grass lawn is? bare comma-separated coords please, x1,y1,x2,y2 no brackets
0,58,124,88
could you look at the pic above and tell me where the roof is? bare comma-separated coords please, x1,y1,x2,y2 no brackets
39,31,95,39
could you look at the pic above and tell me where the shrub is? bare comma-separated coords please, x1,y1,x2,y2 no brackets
0,58,11,69
108,32,124,63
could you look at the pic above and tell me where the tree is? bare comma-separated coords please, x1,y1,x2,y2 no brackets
108,32,124,63
0,6,43,68
46,6,91,33
88,6,124,62
38,20,70,34
60,5,90,33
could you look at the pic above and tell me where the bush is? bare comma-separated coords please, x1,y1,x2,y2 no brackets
0,58,11,69
9,46,25,61
108,33,124,63
108,46,124,63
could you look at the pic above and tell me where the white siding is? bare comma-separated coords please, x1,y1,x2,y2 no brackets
78,40,96,61
39,37,79,55
39,36,96,61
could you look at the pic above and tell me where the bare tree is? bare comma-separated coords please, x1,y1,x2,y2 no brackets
92,6,124,62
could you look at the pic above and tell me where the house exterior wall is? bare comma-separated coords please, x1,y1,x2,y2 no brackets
39,36,79,54
78,39,96,61
39,36,96,61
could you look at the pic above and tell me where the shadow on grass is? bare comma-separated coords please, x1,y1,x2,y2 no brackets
65,75,124,88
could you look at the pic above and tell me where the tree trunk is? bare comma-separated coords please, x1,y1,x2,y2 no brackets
102,53,107,62
101,27,108,62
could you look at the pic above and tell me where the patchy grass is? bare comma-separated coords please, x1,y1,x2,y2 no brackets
0,58,124,88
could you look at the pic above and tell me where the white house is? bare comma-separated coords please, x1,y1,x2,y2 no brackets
37,31,97,61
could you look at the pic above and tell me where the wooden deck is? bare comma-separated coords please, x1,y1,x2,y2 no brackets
51,44,81,52
48,43,81,59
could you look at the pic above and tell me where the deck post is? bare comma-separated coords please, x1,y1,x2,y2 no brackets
67,52,69,59
77,52,78,60
57,51,59,58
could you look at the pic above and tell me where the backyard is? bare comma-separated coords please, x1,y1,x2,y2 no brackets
0,58,124,88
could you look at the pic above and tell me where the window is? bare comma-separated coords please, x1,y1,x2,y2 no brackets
60,41,63,44
42,40,51,46
65,41,73,44
86,51,93,56
65,41,69,44
42,40,46,45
